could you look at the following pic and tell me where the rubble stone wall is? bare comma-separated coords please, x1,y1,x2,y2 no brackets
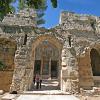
0,10,100,93
78,50,94,89
0,71,13,92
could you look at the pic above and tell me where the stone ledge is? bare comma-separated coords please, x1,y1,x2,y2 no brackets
1,93,18,100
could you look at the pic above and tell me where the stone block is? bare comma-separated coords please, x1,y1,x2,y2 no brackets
0,71,13,91
62,69,68,78
1,93,16,100
0,90,4,95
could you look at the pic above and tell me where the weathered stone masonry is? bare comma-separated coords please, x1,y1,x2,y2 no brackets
0,10,100,93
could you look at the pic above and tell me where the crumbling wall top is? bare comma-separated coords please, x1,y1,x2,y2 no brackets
1,8,37,26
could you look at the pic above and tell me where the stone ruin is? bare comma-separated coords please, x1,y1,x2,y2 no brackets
0,10,100,94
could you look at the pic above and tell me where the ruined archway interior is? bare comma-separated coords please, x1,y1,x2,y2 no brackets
34,40,59,79
90,48,100,76
31,39,61,90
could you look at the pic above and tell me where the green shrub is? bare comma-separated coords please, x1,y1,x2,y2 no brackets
0,61,6,70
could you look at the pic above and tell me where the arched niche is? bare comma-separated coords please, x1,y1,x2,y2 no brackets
90,48,100,76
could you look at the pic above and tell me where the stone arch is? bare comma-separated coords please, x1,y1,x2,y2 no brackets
10,33,79,93
76,44,94,89
10,33,66,92
89,43,100,86
89,43,100,76
28,34,64,90
31,34,64,50
90,48,100,76
77,42,100,88
0,37,17,91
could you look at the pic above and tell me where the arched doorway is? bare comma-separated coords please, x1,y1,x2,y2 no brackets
34,40,59,79
31,35,63,90
90,48,100,76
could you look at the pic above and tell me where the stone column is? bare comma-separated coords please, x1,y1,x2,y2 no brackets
10,46,29,92
77,47,94,89
49,58,51,79
61,42,79,93
41,58,43,76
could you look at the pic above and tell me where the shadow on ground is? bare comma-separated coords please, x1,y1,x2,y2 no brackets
30,79,60,91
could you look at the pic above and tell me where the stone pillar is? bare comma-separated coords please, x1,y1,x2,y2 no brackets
77,47,94,89
61,42,79,93
67,56,79,93
49,58,51,79
41,58,43,76
10,46,30,92
61,43,69,92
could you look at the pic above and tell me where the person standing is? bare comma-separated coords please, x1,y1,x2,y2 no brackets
39,76,42,89
36,74,40,89
33,75,36,85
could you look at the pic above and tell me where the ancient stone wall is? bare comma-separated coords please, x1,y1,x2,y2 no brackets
0,71,13,92
10,33,65,92
0,11,100,93
60,11,96,32
2,8,37,26
0,38,17,92
77,49,94,89
61,40,79,93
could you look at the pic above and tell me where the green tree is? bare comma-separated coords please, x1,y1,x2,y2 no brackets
0,0,58,23
0,0,16,20
18,0,57,9
18,0,57,25
51,0,57,8
0,61,6,70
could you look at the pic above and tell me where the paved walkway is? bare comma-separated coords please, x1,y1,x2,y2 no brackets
31,79,59,91
16,95,79,100
23,90,70,95
1,79,79,100
16,79,79,100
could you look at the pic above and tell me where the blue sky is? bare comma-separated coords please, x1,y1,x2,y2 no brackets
13,0,100,28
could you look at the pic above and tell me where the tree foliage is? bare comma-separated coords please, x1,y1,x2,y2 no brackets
0,0,16,20
51,0,57,8
0,0,58,24
0,61,6,70
18,0,47,25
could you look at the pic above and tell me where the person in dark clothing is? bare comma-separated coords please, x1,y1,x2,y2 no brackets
39,76,42,89
36,74,40,89
33,75,36,84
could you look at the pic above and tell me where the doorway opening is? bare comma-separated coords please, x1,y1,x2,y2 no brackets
90,48,100,86
34,60,41,75
33,40,60,79
32,39,61,91
51,60,58,78
90,48,100,76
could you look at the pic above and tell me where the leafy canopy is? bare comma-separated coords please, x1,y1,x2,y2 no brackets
0,0,58,22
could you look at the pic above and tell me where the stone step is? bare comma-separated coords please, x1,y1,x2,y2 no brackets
23,90,71,95
1,93,18,100
16,94,79,100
